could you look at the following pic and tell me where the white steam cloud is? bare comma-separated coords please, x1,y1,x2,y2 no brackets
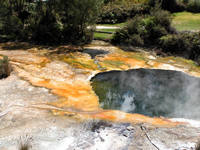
92,69,200,120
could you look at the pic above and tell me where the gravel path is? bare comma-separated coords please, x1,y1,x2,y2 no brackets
96,26,120,29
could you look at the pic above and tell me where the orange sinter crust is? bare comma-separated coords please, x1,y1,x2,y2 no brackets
1,42,200,127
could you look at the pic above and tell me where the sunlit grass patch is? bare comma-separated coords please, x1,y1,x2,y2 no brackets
94,32,113,40
94,22,126,40
172,12,200,31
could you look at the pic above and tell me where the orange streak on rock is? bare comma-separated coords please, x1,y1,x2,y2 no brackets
98,53,147,70
33,79,100,111
51,109,181,127
2,42,199,127
91,110,181,127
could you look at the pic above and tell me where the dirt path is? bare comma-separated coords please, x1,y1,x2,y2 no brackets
96,26,120,29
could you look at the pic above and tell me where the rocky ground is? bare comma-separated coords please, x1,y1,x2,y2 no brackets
0,41,200,149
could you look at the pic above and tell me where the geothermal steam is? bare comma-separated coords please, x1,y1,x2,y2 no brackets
91,69,200,119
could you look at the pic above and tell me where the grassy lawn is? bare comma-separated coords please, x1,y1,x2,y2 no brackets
95,11,200,40
172,12,200,31
94,22,126,40
96,28,119,33
94,32,113,40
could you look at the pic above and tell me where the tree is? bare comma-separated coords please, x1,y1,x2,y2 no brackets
160,0,177,12
60,0,103,43
0,0,103,44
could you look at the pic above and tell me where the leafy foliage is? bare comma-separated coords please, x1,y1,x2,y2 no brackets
160,0,185,12
112,3,200,64
158,0,200,13
186,0,200,13
0,56,10,79
0,0,103,44
112,6,173,46
98,0,150,24
159,32,200,62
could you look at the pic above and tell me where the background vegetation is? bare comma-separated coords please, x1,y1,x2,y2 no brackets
112,2,200,64
0,0,103,44
98,0,149,24
149,0,200,13
1,0,200,64
112,5,174,46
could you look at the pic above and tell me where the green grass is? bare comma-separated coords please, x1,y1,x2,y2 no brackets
172,12,200,31
94,22,126,40
94,32,113,40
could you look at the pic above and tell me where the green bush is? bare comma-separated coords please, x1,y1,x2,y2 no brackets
160,0,185,12
112,5,200,64
112,16,143,45
171,0,200,13
60,0,102,44
98,2,150,24
159,34,187,54
31,12,62,45
0,0,102,45
187,0,200,13
150,0,200,13
0,56,10,79
98,4,131,24
1,16,24,41
159,32,200,61
112,7,172,46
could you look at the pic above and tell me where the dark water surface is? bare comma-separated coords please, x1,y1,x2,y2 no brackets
91,69,200,119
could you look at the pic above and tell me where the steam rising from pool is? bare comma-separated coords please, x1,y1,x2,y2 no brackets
91,69,200,119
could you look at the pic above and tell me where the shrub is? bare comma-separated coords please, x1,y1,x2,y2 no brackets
1,16,24,41
112,5,200,64
151,0,200,13
0,0,102,45
159,32,200,61
159,34,188,54
160,0,185,12
61,0,102,44
31,12,63,45
112,16,144,45
150,6,172,30
0,56,11,79
175,0,200,13
98,1,150,24
187,0,200,13
112,7,171,46
98,4,131,24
